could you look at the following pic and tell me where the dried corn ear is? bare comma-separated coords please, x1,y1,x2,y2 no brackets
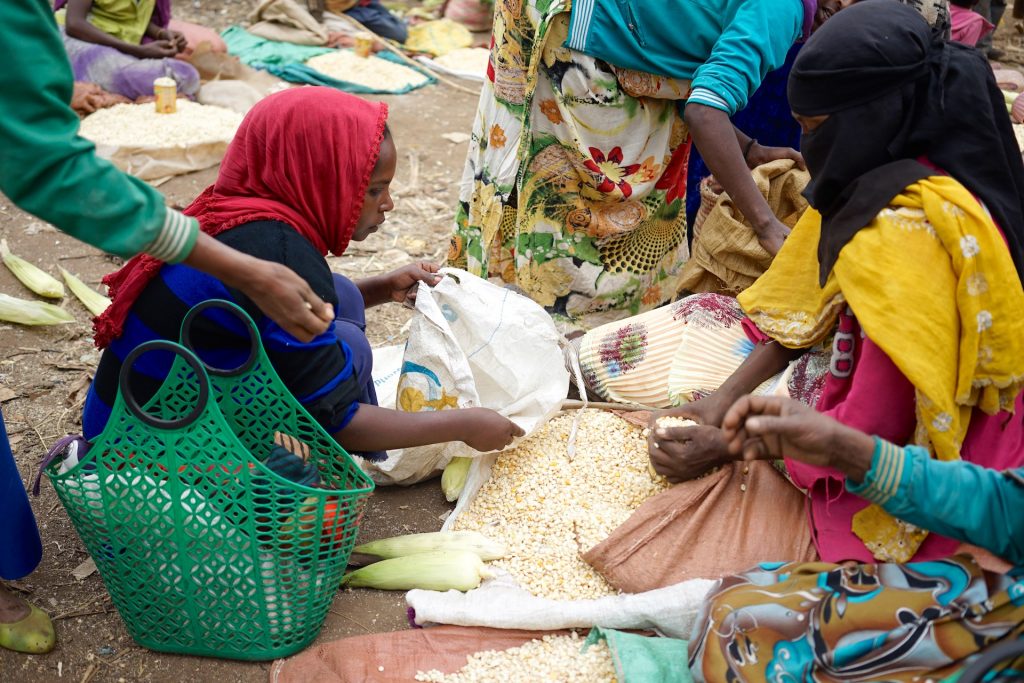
0,293,74,325
59,268,110,316
441,456,472,502
1,240,64,298
354,531,506,561
342,550,494,592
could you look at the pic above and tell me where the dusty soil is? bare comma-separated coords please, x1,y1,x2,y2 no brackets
0,2,482,676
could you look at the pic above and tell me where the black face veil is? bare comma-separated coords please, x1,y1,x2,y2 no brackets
788,0,1024,285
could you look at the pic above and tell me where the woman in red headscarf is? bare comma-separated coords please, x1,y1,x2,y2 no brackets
83,87,523,459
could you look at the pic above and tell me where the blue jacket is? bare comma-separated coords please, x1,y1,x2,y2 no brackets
849,439,1024,569
565,0,804,116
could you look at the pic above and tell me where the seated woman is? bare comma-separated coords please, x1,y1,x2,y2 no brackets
82,87,523,461
55,0,200,100
688,394,1024,683
585,2,1024,565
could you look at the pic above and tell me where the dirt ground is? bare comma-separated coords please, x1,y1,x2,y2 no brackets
5,2,1024,681
0,5,482,675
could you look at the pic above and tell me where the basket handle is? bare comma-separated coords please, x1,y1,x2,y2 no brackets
119,340,211,430
179,299,260,378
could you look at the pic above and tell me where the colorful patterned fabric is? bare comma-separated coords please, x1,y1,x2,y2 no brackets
739,177,1024,562
60,28,199,100
577,293,829,409
688,556,1024,683
447,0,693,330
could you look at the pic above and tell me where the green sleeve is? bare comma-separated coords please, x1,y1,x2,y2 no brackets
0,0,198,262
848,438,1024,567
688,0,802,115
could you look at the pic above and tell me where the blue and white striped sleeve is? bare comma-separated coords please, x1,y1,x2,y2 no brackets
848,438,1024,566
143,207,200,263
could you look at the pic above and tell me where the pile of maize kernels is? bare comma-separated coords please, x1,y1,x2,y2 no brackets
78,101,243,148
305,50,430,91
415,632,616,683
451,410,668,600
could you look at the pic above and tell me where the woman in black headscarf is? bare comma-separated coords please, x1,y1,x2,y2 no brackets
649,0,1024,565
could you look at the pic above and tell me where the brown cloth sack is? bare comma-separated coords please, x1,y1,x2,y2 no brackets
679,158,810,296
584,461,817,593
270,627,565,682
248,0,330,46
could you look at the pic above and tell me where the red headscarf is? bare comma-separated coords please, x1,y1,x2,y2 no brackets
94,87,389,348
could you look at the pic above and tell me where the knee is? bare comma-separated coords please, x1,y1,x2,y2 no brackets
332,273,367,324
170,61,201,96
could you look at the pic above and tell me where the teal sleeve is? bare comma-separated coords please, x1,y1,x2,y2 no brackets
0,0,198,262
688,0,802,115
848,438,1024,567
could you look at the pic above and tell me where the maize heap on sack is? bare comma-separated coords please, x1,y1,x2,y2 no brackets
451,410,668,600
415,632,617,683
305,51,431,91
77,101,244,148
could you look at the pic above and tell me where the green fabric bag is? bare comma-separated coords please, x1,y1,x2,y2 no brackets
585,627,693,683
221,26,436,95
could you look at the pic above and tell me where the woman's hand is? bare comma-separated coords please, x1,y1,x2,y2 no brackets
648,423,730,483
721,395,874,481
460,408,525,452
384,262,442,305
134,40,179,59
754,217,791,256
745,143,806,171
161,28,188,54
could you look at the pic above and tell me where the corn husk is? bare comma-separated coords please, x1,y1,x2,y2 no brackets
342,550,494,591
441,456,472,502
59,267,111,316
354,531,506,561
1,240,64,298
0,293,74,325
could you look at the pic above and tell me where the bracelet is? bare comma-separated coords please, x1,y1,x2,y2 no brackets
743,138,758,162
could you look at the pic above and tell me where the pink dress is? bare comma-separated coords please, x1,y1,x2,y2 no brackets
950,5,994,47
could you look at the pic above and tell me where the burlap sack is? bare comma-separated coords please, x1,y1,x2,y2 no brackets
679,158,810,296
584,461,817,592
270,627,566,682
248,0,330,46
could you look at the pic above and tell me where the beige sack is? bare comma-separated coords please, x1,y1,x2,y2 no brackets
248,0,329,46
679,158,810,296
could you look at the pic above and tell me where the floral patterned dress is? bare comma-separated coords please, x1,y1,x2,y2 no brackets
447,0,693,330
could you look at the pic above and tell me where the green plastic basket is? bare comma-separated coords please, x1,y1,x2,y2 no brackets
47,300,375,660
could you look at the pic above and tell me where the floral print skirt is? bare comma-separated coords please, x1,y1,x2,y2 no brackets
447,0,692,330
576,293,830,409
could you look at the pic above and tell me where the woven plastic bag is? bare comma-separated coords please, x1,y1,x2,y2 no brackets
361,268,568,485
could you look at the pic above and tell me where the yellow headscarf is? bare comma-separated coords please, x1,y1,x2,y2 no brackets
739,176,1024,561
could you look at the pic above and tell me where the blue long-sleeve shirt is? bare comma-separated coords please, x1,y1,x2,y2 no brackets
565,0,804,116
847,439,1024,569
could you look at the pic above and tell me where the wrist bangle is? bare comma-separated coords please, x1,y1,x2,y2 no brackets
743,138,758,162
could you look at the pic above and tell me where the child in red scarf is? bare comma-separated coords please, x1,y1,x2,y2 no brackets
84,87,522,458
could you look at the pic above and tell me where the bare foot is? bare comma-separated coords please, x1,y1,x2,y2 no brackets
0,585,30,623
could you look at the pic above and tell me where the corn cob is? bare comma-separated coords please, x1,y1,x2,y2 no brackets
59,267,110,316
342,550,494,592
441,456,472,502
354,531,506,561
415,632,616,683
1,240,64,298
0,293,74,326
